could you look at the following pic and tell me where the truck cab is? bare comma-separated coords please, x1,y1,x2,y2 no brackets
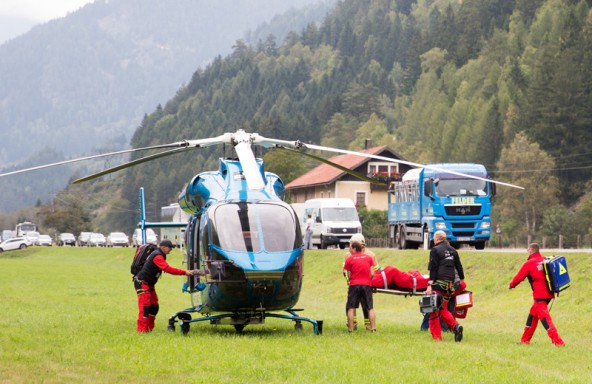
388,163,494,250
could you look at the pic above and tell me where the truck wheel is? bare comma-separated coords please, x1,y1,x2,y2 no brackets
399,226,408,249
475,242,485,250
395,227,402,249
320,236,327,249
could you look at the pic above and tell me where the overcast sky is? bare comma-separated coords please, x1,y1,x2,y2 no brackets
0,0,94,44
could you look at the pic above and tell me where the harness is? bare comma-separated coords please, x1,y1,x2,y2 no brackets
432,279,455,298
379,268,418,294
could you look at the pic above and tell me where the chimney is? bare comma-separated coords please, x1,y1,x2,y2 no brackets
364,139,372,150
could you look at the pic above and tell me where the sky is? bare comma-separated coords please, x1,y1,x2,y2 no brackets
0,0,94,44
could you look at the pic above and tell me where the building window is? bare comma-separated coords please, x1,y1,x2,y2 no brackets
356,192,366,207
368,162,400,181
320,191,324,198
328,191,331,198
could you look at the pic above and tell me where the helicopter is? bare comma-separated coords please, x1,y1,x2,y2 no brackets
0,129,523,335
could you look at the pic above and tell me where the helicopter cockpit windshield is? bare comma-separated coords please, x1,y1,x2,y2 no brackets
435,173,487,197
209,202,301,252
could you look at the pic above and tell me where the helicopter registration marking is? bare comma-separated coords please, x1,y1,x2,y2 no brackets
450,197,475,205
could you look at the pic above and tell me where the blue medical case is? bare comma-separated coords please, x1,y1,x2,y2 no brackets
543,256,571,294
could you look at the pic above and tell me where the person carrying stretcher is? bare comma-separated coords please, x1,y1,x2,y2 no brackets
426,230,465,342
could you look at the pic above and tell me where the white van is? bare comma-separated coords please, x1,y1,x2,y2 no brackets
132,228,158,247
302,198,362,249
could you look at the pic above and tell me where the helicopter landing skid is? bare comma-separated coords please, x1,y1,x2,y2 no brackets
167,306,323,335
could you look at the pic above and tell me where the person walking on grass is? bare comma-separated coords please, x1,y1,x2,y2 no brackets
508,243,565,346
343,240,376,332
426,230,465,342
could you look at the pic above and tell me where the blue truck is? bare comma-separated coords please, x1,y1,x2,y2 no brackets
387,163,494,250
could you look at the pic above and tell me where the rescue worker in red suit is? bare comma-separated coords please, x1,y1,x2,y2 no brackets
426,230,464,342
372,267,429,292
509,243,565,346
134,239,204,332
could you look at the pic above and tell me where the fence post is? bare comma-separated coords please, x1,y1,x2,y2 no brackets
577,234,581,249
558,234,563,249
542,236,547,249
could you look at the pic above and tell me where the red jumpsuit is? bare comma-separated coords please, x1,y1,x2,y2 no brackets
371,267,428,291
509,252,564,346
134,250,186,332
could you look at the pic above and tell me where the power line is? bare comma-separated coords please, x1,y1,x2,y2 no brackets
491,164,592,174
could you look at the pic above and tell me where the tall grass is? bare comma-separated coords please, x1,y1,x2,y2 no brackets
1,246,590,383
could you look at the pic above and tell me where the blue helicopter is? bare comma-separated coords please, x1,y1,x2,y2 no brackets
0,130,524,335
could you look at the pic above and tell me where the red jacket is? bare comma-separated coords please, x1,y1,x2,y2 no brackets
509,252,553,300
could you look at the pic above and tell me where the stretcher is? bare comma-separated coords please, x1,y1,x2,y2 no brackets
372,270,428,297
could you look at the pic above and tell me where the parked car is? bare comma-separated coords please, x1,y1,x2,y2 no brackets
25,231,40,245
0,237,29,252
89,233,106,247
78,232,92,247
2,230,13,241
106,232,129,247
37,234,53,246
57,233,76,246
132,228,158,246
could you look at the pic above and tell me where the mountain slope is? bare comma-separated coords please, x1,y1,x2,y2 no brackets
0,0,333,212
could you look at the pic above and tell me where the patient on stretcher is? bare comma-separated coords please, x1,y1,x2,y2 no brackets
372,266,429,293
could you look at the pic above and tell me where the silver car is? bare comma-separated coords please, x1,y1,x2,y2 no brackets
37,234,53,246
106,232,129,247
0,237,30,252
89,233,106,247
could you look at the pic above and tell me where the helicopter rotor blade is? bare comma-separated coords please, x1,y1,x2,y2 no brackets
0,141,190,179
262,138,524,190
278,146,385,185
232,131,266,190
73,147,190,184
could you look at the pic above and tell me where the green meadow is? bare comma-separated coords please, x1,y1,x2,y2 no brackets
1,246,590,383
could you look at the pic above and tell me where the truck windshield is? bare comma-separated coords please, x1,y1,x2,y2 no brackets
436,178,487,197
322,207,359,221
209,201,301,252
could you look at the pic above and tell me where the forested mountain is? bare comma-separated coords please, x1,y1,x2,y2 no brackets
14,0,592,245
0,0,332,211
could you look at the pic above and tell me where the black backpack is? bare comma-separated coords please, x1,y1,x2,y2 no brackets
130,243,158,276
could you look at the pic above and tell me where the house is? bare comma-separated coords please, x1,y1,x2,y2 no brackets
285,146,413,210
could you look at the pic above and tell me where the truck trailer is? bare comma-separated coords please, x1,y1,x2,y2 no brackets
388,163,494,250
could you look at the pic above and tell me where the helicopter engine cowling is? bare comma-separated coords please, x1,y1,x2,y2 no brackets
178,158,286,214
178,172,223,214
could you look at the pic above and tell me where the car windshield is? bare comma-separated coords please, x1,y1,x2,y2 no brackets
322,207,359,221
209,201,300,252
111,232,126,238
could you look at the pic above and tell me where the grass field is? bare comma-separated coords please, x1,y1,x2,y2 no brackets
1,246,591,383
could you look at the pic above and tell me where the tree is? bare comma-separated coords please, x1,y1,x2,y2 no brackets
263,149,308,185
495,132,560,242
